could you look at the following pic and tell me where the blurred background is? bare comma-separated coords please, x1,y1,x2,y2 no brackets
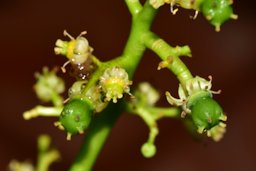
1,0,255,170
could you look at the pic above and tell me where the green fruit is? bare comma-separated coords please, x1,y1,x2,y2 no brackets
190,96,223,130
141,143,156,158
60,99,93,135
201,0,234,30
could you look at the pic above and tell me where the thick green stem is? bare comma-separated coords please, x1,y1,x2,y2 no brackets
69,1,158,171
125,0,143,16
82,2,157,94
121,1,158,76
69,102,124,171
143,31,193,86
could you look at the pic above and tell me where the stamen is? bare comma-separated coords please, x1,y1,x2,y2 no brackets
61,60,71,73
66,133,72,141
170,2,178,15
63,30,75,40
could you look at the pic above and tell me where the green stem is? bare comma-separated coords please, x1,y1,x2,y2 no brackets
69,1,158,171
125,0,143,16
143,31,193,86
37,150,60,171
69,102,124,171
126,104,180,158
50,92,62,107
147,106,181,120
126,103,181,121
23,106,62,120
36,135,60,171
82,1,157,94
121,1,158,76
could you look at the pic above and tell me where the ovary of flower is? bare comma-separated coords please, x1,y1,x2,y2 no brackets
100,67,132,103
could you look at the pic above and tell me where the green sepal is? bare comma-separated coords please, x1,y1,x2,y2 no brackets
59,99,93,135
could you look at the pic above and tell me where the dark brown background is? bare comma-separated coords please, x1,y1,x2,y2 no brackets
1,0,255,170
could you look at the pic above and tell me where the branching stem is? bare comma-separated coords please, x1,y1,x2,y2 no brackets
125,0,143,16
69,1,158,171
142,31,193,87
70,0,196,169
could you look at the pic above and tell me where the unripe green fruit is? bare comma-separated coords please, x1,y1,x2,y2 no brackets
141,143,156,158
201,0,234,30
60,99,93,135
190,96,223,130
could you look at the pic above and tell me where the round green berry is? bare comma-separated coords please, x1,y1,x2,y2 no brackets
201,0,234,30
60,99,93,135
141,143,156,158
190,96,223,130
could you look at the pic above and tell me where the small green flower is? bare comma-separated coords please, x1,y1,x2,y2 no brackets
54,30,93,65
100,67,132,103
166,76,219,115
134,82,160,106
54,30,97,77
68,80,108,113
34,67,65,106
166,75,227,140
